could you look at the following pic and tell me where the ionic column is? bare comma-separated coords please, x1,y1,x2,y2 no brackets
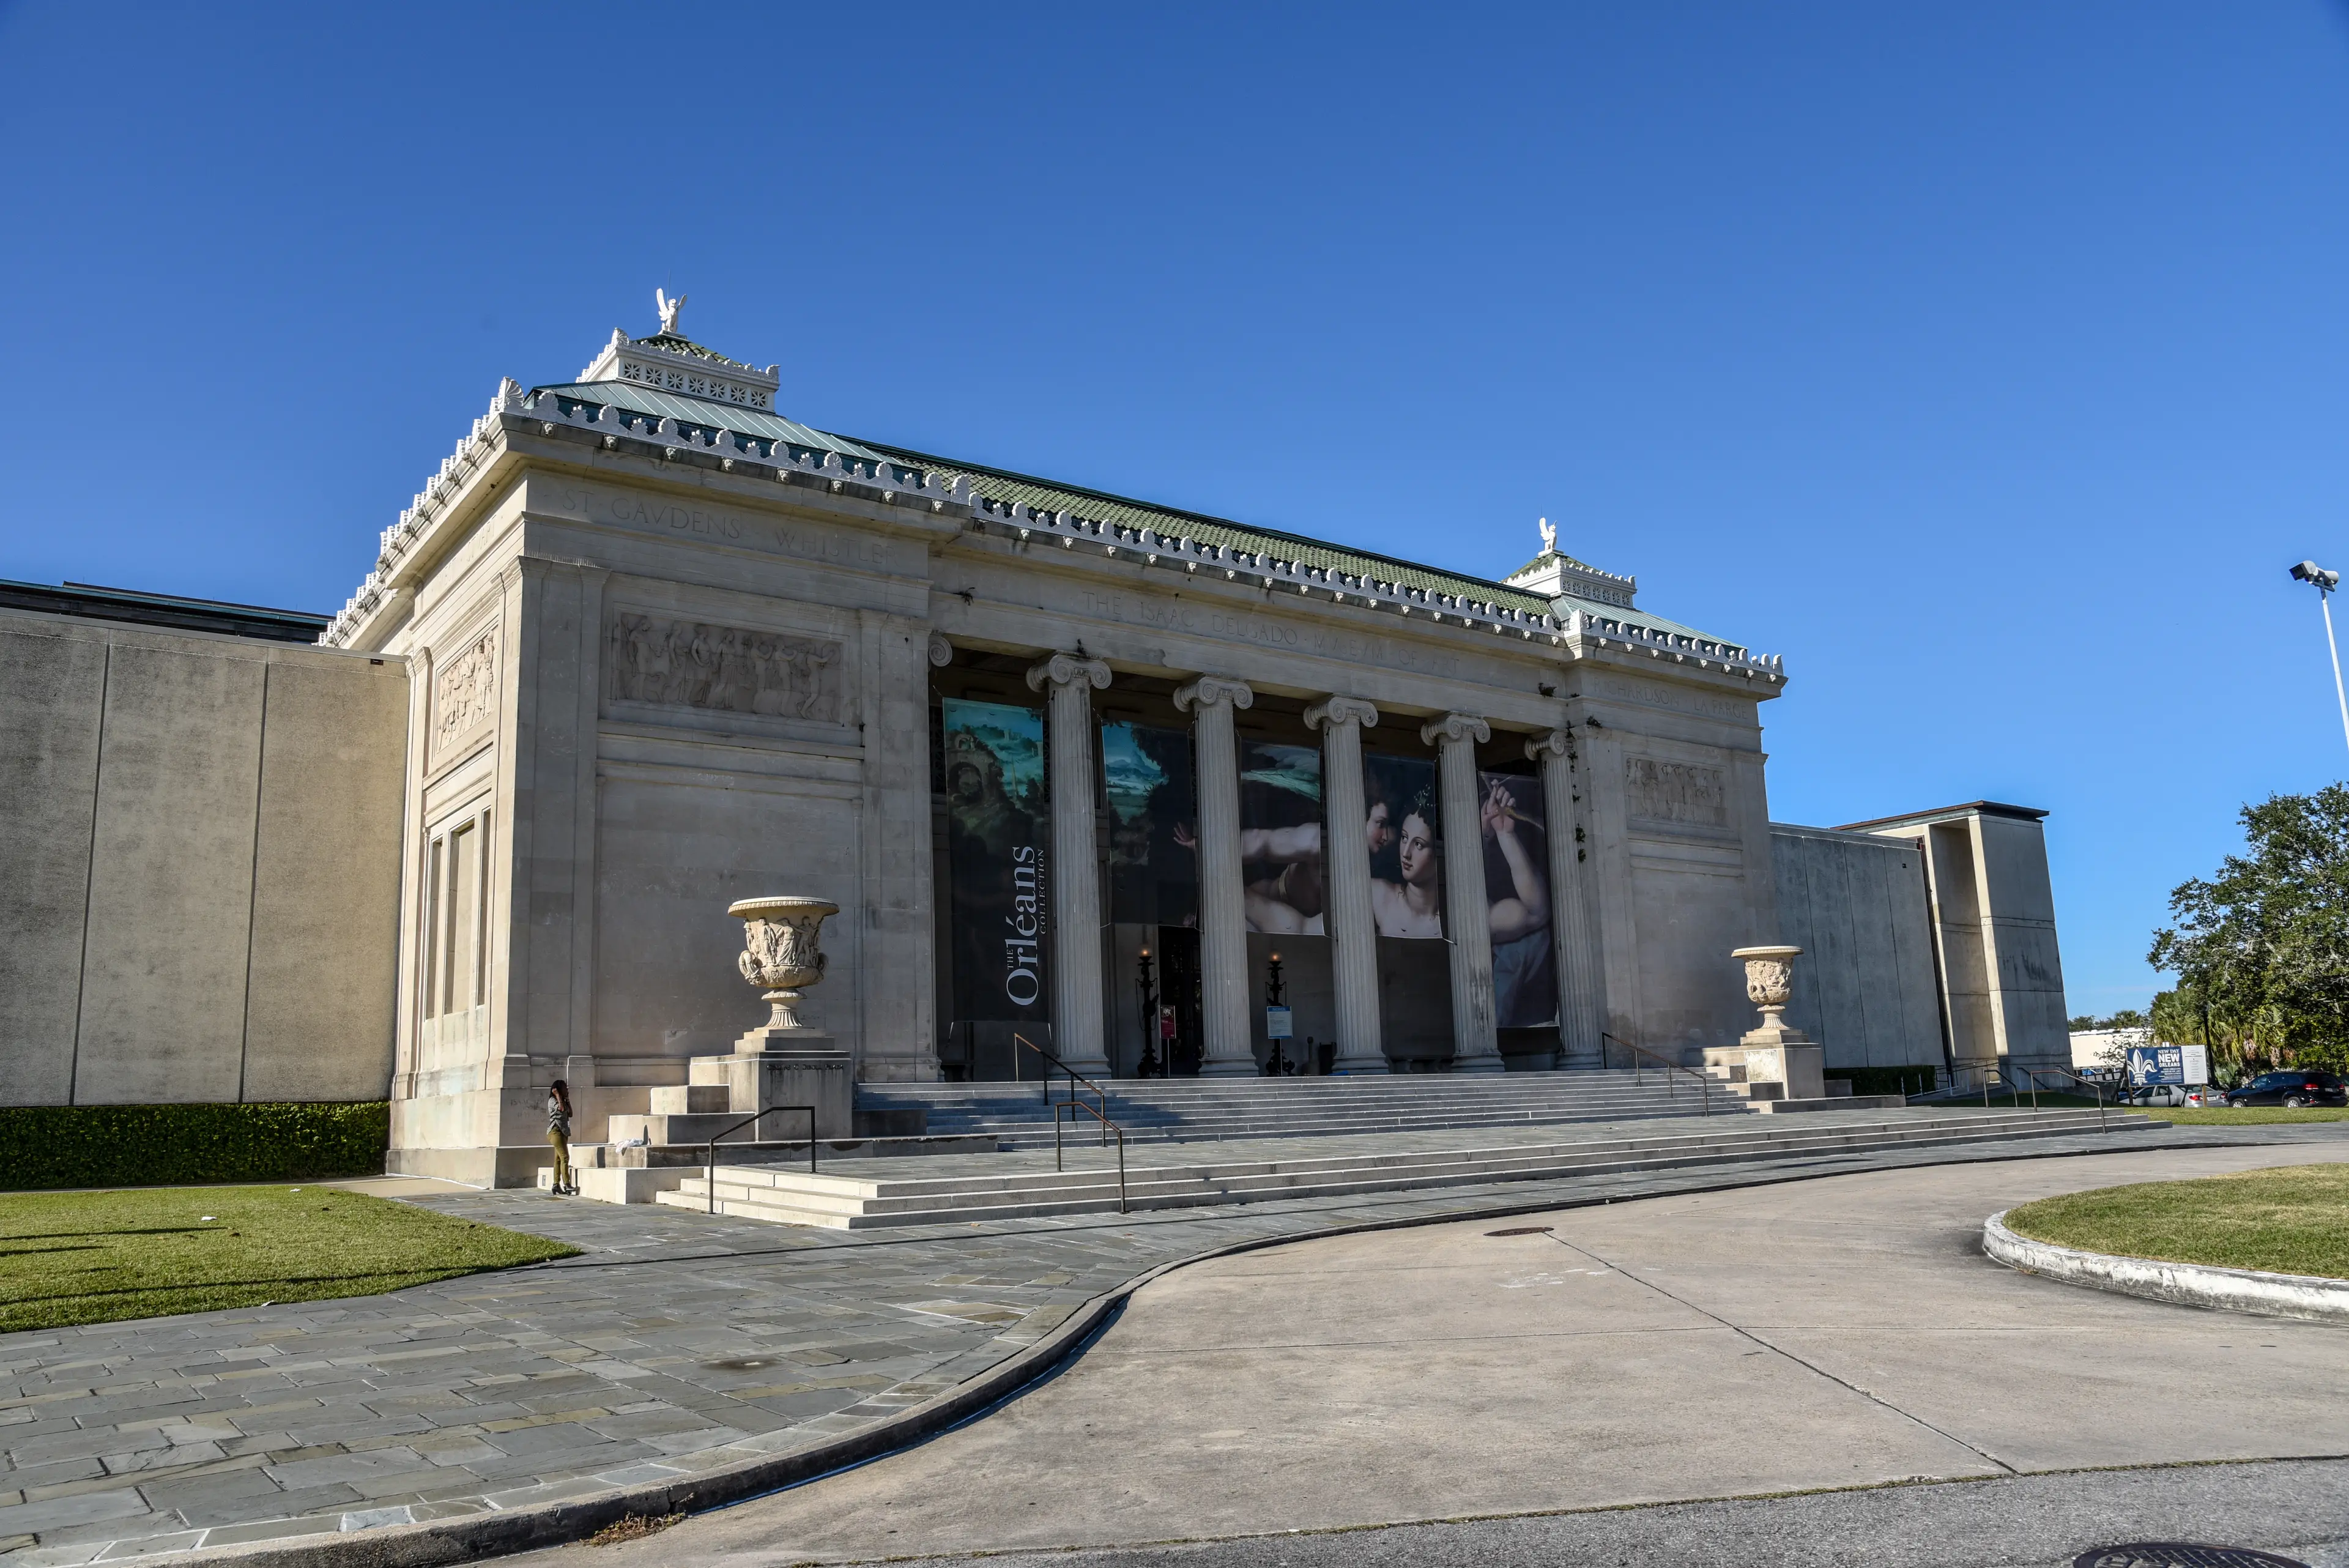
1422,712,1502,1073
1305,696,1386,1075
1026,653,1113,1077
1174,674,1258,1077
1529,729,1606,1070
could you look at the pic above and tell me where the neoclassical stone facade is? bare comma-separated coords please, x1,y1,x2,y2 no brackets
310,314,1803,1180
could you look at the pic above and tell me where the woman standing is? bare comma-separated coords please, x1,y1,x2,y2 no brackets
546,1080,576,1196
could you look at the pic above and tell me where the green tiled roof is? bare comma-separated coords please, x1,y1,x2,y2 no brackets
533,382,886,463
848,435,1559,617
631,333,766,372
527,377,1739,648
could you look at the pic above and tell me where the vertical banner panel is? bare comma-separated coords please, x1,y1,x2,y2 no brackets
1480,770,1557,1027
1104,721,1199,927
1363,753,1444,939
1240,741,1324,934
941,699,1050,1026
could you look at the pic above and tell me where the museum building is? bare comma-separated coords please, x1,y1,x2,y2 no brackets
0,307,2073,1184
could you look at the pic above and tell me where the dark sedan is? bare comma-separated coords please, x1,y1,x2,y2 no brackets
2223,1070,2348,1108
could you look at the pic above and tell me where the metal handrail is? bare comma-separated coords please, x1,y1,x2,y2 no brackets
1937,1062,2109,1132
1014,1033,1128,1214
1015,1033,1113,1143
702,1105,815,1215
1601,1032,1715,1115
2022,1063,2110,1131
1053,1100,1129,1213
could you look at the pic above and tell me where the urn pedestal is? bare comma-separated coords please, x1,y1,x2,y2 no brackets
1706,945,1825,1102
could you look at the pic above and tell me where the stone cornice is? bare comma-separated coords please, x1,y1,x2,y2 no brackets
959,497,1784,685
321,377,1788,697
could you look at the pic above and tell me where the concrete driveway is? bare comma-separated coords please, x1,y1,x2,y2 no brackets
543,1143,2349,1566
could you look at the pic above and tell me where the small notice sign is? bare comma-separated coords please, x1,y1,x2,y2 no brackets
2181,1043,2210,1085
1265,1006,1293,1039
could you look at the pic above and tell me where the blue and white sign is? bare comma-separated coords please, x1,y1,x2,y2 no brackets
1265,1006,1293,1040
2126,1044,2185,1087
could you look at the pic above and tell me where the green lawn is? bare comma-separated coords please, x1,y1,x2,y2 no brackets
2150,1105,2349,1125
2002,1162,2349,1280
0,1186,578,1332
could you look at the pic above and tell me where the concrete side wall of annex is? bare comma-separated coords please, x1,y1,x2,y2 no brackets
0,611,409,1106
1768,824,1946,1070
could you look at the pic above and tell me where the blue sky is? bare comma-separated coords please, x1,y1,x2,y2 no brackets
3,2,2345,1016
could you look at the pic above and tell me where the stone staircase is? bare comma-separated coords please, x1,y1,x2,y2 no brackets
656,1105,2153,1229
853,1069,1747,1149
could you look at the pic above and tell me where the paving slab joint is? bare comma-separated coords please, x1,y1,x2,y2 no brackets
1982,1209,2349,1323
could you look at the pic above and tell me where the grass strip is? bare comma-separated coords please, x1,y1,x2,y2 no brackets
0,1185,577,1331
2002,1162,2349,1280
2151,1106,2349,1124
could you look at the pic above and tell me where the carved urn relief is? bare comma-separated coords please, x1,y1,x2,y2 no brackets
729,896,839,1030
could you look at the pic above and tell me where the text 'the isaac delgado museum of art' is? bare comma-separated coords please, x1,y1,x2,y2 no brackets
0,299,2073,1183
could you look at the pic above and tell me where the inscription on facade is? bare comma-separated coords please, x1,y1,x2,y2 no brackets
1071,588,1464,678
1626,757,1727,827
1585,669,1752,721
554,485,898,573
606,612,843,723
432,628,497,757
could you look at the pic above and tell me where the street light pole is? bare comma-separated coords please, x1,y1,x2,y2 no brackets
2289,561,2349,760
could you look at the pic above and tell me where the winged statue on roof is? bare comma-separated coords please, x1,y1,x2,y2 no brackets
655,288,686,335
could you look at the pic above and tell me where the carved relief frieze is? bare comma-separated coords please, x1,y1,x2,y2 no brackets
604,611,844,724
430,626,498,762
1625,756,1727,829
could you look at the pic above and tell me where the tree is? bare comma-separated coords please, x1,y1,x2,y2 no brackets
2150,785,2349,1076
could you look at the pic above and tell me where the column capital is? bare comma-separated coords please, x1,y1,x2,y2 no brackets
1304,695,1379,732
1025,652,1110,693
927,633,954,669
1173,674,1254,713
1419,712,1491,748
1526,727,1573,762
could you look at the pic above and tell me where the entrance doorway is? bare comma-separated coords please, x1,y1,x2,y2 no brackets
1155,926,1203,1077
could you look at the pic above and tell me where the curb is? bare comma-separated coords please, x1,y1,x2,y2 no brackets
144,1126,2258,1567
1983,1210,2349,1323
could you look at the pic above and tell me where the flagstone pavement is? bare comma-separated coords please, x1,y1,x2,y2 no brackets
6,1117,2345,1565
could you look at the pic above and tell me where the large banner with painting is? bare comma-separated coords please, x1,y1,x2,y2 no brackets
1480,771,1556,1027
940,698,1050,1023
1103,721,1199,927
1239,741,1325,933
1362,753,1444,938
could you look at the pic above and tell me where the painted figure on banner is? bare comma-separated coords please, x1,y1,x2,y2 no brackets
940,699,1050,1022
1481,771,1557,1027
1364,753,1444,938
1237,741,1325,934
1102,721,1200,927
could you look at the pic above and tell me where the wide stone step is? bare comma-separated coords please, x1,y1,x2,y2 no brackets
974,1105,1745,1148
651,1110,2148,1228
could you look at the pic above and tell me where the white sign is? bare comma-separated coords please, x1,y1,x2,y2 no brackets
1265,1006,1293,1039
2181,1043,2209,1085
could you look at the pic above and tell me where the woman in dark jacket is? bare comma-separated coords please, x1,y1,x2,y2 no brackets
547,1080,576,1196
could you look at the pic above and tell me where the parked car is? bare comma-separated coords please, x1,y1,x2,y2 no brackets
2120,1083,2190,1107
2220,1071,2348,1109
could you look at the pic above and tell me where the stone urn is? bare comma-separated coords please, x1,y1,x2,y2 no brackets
729,896,839,1031
1731,945,1803,1034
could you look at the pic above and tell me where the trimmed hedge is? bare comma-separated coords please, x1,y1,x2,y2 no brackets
0,1101,390,1191
1841,1065,1939,1099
